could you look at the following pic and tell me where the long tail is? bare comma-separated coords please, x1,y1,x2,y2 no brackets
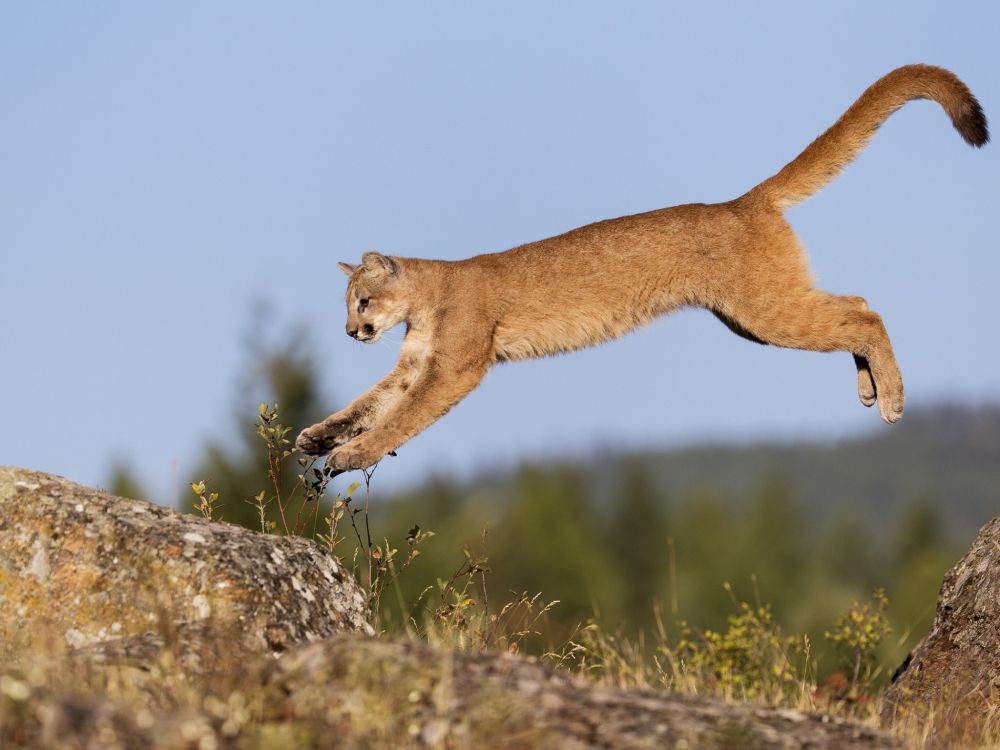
747,64,988,209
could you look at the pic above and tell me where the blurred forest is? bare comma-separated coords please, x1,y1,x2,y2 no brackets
110,320,999,676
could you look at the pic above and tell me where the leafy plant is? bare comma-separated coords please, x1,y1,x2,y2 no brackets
189,402,437,631
672,595,808,702
190,480,221,521
822,588,892,703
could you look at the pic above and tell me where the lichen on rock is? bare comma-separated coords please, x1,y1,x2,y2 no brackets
0,467,372,661
261,635,900,749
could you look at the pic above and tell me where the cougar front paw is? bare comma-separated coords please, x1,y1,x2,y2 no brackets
295,416,363,456
295,425,338,456
325,416,364,443
328,438,385,472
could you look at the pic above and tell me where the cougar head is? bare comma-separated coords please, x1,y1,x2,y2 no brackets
338,251,408,343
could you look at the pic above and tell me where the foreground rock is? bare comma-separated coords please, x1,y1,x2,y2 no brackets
1,634,898,750
883,515,1000,736
264,636,897,749
0,467,372,659
0,468,897,748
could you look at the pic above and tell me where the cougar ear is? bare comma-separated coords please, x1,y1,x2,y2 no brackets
362,251,398,276
337,262,357,276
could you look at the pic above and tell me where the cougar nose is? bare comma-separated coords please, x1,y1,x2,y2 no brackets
347,326,359,339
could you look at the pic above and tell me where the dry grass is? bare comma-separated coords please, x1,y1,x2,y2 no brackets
3,560,999,748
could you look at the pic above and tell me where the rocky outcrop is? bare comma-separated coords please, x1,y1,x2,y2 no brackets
0,467,372,660
263,636,899,750
883,515,1000,734
1,683,214,750
1,634,899,750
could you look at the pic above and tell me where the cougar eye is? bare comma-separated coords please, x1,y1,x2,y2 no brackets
358,298,370,312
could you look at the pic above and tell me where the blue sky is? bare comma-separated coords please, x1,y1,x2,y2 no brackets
1,2,997,503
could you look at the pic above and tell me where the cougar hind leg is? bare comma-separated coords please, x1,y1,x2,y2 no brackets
836,295,878,408
713,297,876,408
716,288,904,423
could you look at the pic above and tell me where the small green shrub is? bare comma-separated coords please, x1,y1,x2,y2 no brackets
820,588,892,705
673,598,809,702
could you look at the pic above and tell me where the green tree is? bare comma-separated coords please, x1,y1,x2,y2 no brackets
670,488,739,629
491,466,618,628
892,497,944,573
814,512,881,591
605,461,670,635
182,310,333,531
737,476,808,613
889,497,957,658
106,460,147,501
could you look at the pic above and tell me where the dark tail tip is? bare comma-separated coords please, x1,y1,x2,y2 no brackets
956,95,990,147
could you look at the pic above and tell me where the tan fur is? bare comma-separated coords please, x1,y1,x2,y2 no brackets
296,65,988,471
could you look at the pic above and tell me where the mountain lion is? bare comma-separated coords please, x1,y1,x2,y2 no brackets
296,64,988,472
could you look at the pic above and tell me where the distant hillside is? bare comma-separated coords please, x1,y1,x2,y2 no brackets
392,403,1000,544
610,403,1000,541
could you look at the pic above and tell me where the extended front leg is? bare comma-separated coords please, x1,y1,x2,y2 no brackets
328,355,489,472
295,362,410,456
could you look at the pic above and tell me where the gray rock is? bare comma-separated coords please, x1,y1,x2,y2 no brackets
0,467,372,660
883,515,1000,739
266,635,899,749
0,634,900,749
